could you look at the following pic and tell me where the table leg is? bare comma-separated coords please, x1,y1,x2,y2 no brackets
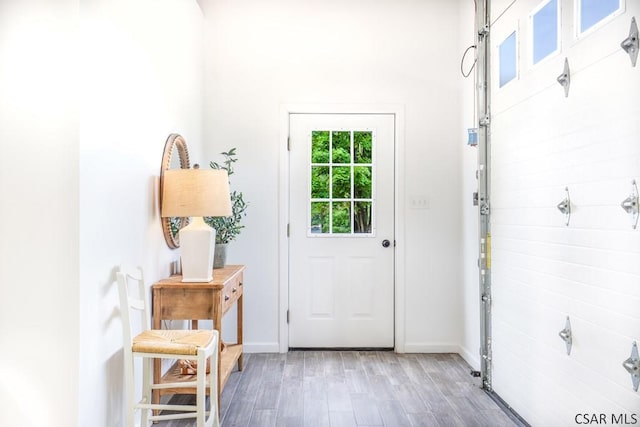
238,293,244,371
152,295,161,418
214,298,223,410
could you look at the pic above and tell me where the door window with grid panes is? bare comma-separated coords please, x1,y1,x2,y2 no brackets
309,130,375,236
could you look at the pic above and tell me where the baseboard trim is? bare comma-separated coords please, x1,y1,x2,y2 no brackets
458,345,481,371
402,343,461,353
243,342,281,353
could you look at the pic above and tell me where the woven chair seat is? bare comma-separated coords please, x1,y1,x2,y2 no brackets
119,266,218,427
132,329,214,356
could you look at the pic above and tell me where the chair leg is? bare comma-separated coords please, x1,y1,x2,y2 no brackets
212,387,220,427
141,357,152,426
196,351,206,427
124,353,136,427
211,356,220,427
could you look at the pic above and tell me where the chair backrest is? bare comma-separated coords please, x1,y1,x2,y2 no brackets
117,266,151,347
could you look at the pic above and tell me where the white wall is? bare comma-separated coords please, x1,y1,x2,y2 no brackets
459,0,481,369
203,0,467,353
0,1,481,424
78,0,205,424
0,2,79,426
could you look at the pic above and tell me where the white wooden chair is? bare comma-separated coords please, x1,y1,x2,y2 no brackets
117,266,219,427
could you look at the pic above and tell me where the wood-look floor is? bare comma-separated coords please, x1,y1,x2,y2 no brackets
156,351,518,427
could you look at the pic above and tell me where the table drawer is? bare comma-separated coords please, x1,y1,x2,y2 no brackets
222,272,243,314
157,288,214,320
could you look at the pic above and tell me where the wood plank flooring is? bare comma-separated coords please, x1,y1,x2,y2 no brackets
156,351,518,427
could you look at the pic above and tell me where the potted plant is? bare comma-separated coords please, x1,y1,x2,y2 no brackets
205,148,248,268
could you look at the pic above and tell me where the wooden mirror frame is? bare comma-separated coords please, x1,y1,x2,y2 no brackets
160,133,191,249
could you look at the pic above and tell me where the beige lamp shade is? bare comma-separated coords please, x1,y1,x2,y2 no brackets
161,169,232,218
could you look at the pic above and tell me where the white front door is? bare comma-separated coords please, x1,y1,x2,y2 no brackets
289,113,395,348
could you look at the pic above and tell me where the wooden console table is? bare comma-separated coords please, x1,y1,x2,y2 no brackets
151,264,245,407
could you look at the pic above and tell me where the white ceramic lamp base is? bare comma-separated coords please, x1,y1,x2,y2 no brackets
179,216,216,282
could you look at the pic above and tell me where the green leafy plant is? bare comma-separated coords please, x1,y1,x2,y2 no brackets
205,148,248,244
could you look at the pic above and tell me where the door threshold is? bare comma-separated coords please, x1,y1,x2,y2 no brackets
289,347,394,352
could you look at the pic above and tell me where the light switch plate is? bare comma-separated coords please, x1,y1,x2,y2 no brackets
410,195,430,209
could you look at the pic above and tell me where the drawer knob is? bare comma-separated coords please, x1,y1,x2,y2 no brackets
232,287,237,293
224,295,230,301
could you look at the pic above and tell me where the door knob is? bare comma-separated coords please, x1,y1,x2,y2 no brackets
382,239,391,248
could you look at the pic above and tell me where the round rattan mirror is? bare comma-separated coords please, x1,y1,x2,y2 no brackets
160,133,191,249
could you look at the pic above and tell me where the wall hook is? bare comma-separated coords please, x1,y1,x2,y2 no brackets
620,17,638,67
622,341,639,392
558,316,572,355
557,187,571,226
620,180,639,229
556,58,570,97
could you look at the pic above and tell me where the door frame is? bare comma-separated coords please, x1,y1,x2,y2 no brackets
278,104,406,352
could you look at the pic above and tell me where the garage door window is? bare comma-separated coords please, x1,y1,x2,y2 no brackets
578,0,623,34
531,0,559,64
499,31,517,87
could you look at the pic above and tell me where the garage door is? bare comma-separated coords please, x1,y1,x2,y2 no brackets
489,0,640,424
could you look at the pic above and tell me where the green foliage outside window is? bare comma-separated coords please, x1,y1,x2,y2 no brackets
310,130,373,234
311,166,329,199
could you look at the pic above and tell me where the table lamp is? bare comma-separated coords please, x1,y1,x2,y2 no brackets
161,167,232,282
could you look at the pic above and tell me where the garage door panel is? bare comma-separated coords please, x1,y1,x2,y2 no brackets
493,320,610,425
490,0,640,420
493,236,640,278
493,291,638,388
492,161,640,196
564,0,638,72
494,287,639,402
493,316,637,421
492,186,570,210
491,205,640,230
490,180,640,220
495,259,640,325
492,92,640,190
492,224,640,257
494,248,640,304
491,5,640,414
491,0,639,113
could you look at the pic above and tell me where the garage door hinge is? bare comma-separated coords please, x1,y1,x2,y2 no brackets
620,17,638,67
478,24,489,38
558,316,573,355
481,294,491,304
556,58,570,98
480,203,490,215
620,179,639,229
479,116,490,127
622,341,639,392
